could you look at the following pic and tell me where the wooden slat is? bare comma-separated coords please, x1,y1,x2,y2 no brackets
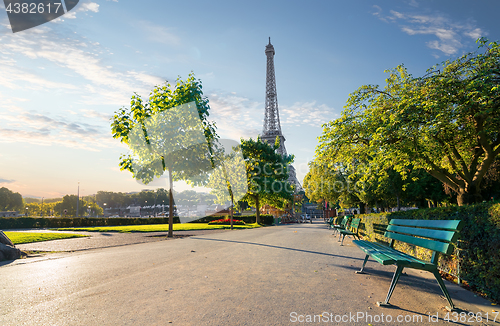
352,240,396,265
387,225,458,242
389,219,464,231
384,231,453,254
352,240,433,269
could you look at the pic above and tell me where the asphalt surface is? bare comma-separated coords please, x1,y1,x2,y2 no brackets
1,222,498,326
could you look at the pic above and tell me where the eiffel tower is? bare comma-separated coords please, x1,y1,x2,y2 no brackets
261,37,301,192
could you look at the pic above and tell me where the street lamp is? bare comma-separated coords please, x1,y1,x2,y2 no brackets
25,207,28,217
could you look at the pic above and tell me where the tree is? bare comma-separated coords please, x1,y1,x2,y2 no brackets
0,187,23,212
111,73,219,236
239,137,294,223
317,39,500,206
207,140,248,229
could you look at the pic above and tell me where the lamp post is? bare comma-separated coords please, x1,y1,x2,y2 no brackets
76,182,80,217
41,197,44,217
25,206,28,217
103,203,107,217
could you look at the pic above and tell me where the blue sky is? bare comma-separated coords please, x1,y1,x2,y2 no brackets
0,0,499,198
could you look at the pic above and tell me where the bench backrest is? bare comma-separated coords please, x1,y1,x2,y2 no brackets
340,216,350,227
385,219,464,255
348,217,361,232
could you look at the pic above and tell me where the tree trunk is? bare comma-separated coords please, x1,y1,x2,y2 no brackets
230,192,234,230
255,195,260,224
168,167,174,238
456,182,483,206
457,189,482,206
396,195,400,211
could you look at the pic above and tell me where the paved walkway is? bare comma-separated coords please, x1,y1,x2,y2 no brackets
1,222,498,325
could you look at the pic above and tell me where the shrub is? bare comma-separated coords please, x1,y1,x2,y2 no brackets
208,218,245,225
0,216,180,229
190,214,274,225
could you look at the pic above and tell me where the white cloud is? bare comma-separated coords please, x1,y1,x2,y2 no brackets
135,21,180,46
82,109,112,121
0,109,116,151
280,102,338,127
374,7,487,56
127,71,165,86
81,2,99,12
0,28,166,105
0,65,79,90
64,1,99,19
207,93,337,141
207,93,262,140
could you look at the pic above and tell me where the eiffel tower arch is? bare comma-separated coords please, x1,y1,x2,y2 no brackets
261,38,302,192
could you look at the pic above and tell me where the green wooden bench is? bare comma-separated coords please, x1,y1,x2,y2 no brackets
326,217,335,229
352,219,464,311
339,217,361,246
332,216,350,237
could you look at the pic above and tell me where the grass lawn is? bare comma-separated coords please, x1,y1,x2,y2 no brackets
4,232,89,245
53,222,262,233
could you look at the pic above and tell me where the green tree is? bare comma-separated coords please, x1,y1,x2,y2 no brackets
207,142,248,229
239,137,294,223
111,74,219,236
0,187,23,212
317,39,500,206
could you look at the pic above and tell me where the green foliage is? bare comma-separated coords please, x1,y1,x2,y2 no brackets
189,214,275,225
111,73,220,236
356,201,500,302
207,147,247,206
208,218,245,225
0,187,23,212
240,137,294,223
0,216,180,229
111,73,218,185
50,195,102,217
316,39,500,206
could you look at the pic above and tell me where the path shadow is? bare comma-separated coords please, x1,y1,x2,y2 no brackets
190,237,365,261
0,259,15,267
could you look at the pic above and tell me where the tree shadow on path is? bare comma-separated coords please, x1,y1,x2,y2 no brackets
190,237,365,261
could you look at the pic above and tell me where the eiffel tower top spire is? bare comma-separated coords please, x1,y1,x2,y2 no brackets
262,37,286,156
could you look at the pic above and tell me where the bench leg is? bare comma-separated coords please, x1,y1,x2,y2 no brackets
340,234,346,246
432,270,456,311
355,254,369,274
377,265,404,307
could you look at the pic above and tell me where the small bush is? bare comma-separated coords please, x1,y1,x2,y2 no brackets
190,214,274,225
0,216,180,229
208,218,245,225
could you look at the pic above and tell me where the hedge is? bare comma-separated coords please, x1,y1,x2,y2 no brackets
189,214,275,225
0,216,180,229
355,201,500,303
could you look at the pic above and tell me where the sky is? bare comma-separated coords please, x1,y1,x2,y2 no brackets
0,0,499,199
